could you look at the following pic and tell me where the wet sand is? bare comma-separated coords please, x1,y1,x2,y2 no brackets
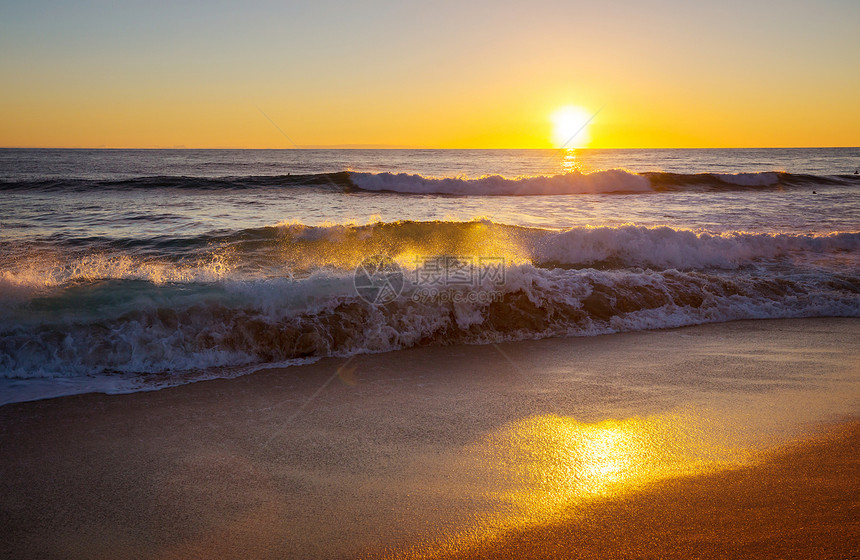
1,318,858,559
434,420,860,560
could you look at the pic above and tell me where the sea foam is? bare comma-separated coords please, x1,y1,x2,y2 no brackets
348,170,653,195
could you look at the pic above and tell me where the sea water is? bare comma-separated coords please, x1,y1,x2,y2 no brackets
1,148,858,403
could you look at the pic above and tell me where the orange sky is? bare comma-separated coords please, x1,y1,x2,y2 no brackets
2,1,858,148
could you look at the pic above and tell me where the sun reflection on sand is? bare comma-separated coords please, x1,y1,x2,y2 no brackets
481,415,735,508
393,413,752,559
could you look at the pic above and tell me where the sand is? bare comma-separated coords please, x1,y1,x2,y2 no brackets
1,318,858,559
435,420,860,560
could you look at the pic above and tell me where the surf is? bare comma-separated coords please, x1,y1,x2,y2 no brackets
1,221,857,388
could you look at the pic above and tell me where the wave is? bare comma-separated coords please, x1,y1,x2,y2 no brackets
3,222,858,298
535,225,860,270
1,220,858,393
348,170,653,195
2,170,857,195
351,170,860,195
642,171,853,190
0,265,857,385
0,172,353,192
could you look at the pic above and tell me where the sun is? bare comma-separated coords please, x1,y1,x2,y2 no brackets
550,106,593,149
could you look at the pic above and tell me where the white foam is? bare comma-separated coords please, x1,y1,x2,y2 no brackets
537,226,860,269
349,170,653,195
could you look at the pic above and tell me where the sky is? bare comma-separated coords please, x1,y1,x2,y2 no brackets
1,0,858,148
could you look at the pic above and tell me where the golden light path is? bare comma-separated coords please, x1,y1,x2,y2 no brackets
478,414,741,504
393,411,755,559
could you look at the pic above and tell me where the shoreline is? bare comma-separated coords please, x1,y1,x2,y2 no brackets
1,318,858,559
2,315,857,408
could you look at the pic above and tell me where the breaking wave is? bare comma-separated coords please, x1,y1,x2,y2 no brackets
348,170,653,195
3,221,858,289
1,220,858,400
0,265,857,388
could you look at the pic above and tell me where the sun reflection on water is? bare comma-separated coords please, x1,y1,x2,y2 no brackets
560,148,580,174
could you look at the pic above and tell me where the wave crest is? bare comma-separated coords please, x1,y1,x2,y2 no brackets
348,170,653,195
537,225,860,269
3,222,857,300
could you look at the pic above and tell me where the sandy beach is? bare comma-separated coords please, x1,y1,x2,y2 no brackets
1,318,858,559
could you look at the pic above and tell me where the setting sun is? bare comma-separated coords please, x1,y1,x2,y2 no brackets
550,106,594,148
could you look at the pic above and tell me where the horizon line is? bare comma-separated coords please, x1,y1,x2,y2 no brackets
1,145,858,150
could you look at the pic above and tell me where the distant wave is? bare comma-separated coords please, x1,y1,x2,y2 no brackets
642,171,853,190
1,170,857,194
348,170,652,195
0,172,353,192
351,170,859,195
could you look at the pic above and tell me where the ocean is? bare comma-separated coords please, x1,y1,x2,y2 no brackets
1,147,858,403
